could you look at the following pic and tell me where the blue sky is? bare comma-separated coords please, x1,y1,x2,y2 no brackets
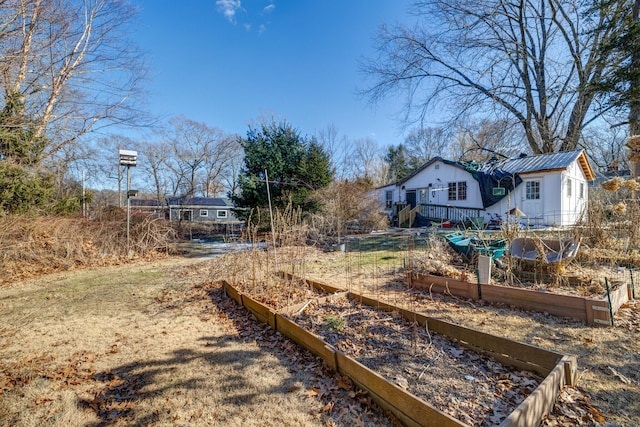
130,0,413,145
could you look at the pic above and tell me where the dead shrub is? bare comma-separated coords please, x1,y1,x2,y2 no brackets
411,235,467,279
308,180,389,246
0,213,176,285
602,177,624,192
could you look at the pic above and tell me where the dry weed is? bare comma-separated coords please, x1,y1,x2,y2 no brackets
0,214,176,286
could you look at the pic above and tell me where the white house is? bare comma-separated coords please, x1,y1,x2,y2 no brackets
378,149,595,228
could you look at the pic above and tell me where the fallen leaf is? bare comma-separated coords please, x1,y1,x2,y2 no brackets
35,397,53,405
587,405,605,423
335,378,350,390
321,401,334,412
304,387,319,398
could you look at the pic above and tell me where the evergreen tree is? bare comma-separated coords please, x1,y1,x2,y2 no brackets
232,121,333,219
384,144,414,183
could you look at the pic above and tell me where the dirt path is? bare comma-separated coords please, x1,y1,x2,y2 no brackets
0,256,392,427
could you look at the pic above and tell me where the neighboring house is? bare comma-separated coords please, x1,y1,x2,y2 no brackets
167,197,241,223
378,149,595,228
130,197,241,224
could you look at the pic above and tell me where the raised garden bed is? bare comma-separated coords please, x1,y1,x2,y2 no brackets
409,271,634,326
291,294,543,425
222,276,577,427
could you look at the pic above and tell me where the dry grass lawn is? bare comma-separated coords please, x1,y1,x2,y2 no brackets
2,240,639,426
0,256,392,427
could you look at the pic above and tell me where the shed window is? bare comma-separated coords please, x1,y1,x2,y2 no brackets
526,181,540,200
217,210,228,218
566,179,572,198
200,210,208,217
385,191,393,209
579,182,584,199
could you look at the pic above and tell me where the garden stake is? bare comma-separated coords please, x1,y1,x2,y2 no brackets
605,277,614,327
630,267,636,299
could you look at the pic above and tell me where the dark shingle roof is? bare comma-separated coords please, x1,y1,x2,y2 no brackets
167,197,232,207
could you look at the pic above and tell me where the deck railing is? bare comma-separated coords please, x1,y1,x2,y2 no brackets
417,204,483,224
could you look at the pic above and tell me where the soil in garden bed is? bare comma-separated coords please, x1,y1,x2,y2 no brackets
291,294,544,427
232,276,331,310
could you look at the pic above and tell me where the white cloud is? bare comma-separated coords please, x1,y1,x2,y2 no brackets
216,0,242,23
263,3,275,14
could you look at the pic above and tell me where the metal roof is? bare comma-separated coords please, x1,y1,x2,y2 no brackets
498,149,594,179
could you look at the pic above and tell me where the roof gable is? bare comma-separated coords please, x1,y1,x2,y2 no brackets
399,157,468,185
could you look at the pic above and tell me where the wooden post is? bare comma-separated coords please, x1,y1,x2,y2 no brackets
477,254,492,285
605,278,614,327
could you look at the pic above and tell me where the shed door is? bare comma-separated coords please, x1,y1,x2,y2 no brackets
522,180,543,219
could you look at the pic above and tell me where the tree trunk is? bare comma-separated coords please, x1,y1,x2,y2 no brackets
630,0,640,200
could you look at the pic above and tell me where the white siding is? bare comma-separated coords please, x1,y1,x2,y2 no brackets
401,161,483,208
375,154,591,228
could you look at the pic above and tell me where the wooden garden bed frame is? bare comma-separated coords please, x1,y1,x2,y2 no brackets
408,272,634,326
222,277,577,427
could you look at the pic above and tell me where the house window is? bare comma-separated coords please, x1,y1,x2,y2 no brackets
419,189,428,204
579,182,584,199
526,181,540,200
385,191,393,209
200,209,208,217
567,179,572,198
448,182,467,201
448,182,457,200
217,210,228,218
457,181,467,200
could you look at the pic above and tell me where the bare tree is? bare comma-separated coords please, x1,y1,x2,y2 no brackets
403,126,452,165
361,0,629,154
162,116,237,199
452,119,525,161
349,137,387,185
0,0,146,165
219,136,243,197
138,140,172,202
202,134,240,197
315,123,350,179
582,124,628,173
